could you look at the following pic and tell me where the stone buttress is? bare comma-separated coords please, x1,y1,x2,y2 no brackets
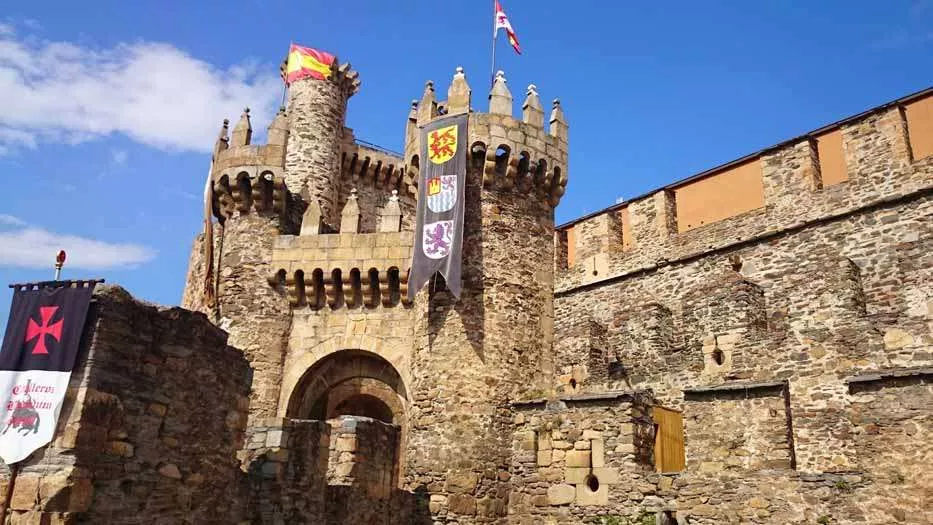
405,69,569,522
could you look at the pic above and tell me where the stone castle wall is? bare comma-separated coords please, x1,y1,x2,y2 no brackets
0,285,252,524
540,92,933,523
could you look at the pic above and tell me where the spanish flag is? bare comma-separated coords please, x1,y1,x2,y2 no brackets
284,44,335,85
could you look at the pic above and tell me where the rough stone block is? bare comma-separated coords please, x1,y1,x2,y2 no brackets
537,450,552,466
547,484,575,505
592,467,620,485
564,467,589,484
10,475,39,511
591,439,605,468
448,494,477,515
575,482,609,506
565,450,591,468
335,435,357,452
446,470,478,493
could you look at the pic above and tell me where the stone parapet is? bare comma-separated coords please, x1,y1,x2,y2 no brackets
558,91,933,289
271,231,413,308
405,68,569,209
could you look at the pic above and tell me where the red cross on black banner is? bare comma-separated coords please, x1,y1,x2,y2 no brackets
0,282,96,463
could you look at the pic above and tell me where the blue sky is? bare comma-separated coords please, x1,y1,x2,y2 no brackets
1,1,931,332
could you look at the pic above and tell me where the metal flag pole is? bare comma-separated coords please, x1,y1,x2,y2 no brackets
490,0,497,88
280,41,292,109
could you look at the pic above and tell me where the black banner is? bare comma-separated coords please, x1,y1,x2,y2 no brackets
0,285,93,372
408,114,468,300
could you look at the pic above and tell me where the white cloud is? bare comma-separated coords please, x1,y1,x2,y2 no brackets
0,214,25,226
0,25,280,154
0,219,156,269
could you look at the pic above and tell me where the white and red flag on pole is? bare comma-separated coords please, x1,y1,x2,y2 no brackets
495,1,521,54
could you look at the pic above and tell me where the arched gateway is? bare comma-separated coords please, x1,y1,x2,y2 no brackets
285,349,408,423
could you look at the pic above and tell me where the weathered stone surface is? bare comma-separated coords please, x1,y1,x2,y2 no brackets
547,484,575,505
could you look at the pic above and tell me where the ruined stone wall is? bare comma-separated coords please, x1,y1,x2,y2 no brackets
683,385,794,473
241,418,330,524
326,416,407,524
846,374,933,524
0,285,251,524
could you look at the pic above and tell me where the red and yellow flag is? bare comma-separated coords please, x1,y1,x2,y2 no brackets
284,44,335,85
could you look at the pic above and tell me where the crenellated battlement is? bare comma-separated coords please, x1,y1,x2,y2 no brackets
404,67,569,208
556,87,933,291
339,135,416,198
209,108,289,220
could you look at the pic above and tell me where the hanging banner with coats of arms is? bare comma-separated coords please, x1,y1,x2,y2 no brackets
408,114,468,300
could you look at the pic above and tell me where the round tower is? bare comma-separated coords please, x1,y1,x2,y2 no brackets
182,107,294,425
284,58,360,228
405,69,569,522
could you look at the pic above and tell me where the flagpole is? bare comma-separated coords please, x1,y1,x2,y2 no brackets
490,0,497,87
281,40,292,109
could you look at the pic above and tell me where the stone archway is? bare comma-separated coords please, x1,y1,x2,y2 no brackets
285,349,408,422
285,350,409,489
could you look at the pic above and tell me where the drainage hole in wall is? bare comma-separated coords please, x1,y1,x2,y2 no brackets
585,474,599,492
712,348,724,365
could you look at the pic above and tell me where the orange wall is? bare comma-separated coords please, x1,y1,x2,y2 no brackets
816,130,847,186
674,158,764,233
905,95,933,161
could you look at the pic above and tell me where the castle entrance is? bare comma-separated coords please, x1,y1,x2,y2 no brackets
285,349,407,423
286,350,408,501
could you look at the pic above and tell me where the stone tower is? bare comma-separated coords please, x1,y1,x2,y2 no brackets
195,106,293,424
285,60,360,228
404,69,569,521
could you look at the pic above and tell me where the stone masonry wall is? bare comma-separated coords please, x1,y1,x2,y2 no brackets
326,416,405,524
543,96,932,523
0,285,251,524
508,393,656,524
241,418,330,524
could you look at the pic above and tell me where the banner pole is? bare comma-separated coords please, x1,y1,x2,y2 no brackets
490,0,497,88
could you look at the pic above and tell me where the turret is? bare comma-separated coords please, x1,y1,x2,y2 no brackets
405,67,568,520
284,56,359,228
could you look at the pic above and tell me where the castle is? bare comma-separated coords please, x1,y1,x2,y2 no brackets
0,56,930,525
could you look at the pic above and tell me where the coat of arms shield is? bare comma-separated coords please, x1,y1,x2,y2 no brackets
426,175,457,213
422,220,453,259
427,124,458,165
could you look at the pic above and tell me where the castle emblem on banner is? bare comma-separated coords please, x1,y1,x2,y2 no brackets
426,175,457,213
427,124,458,164
422,220,453,259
